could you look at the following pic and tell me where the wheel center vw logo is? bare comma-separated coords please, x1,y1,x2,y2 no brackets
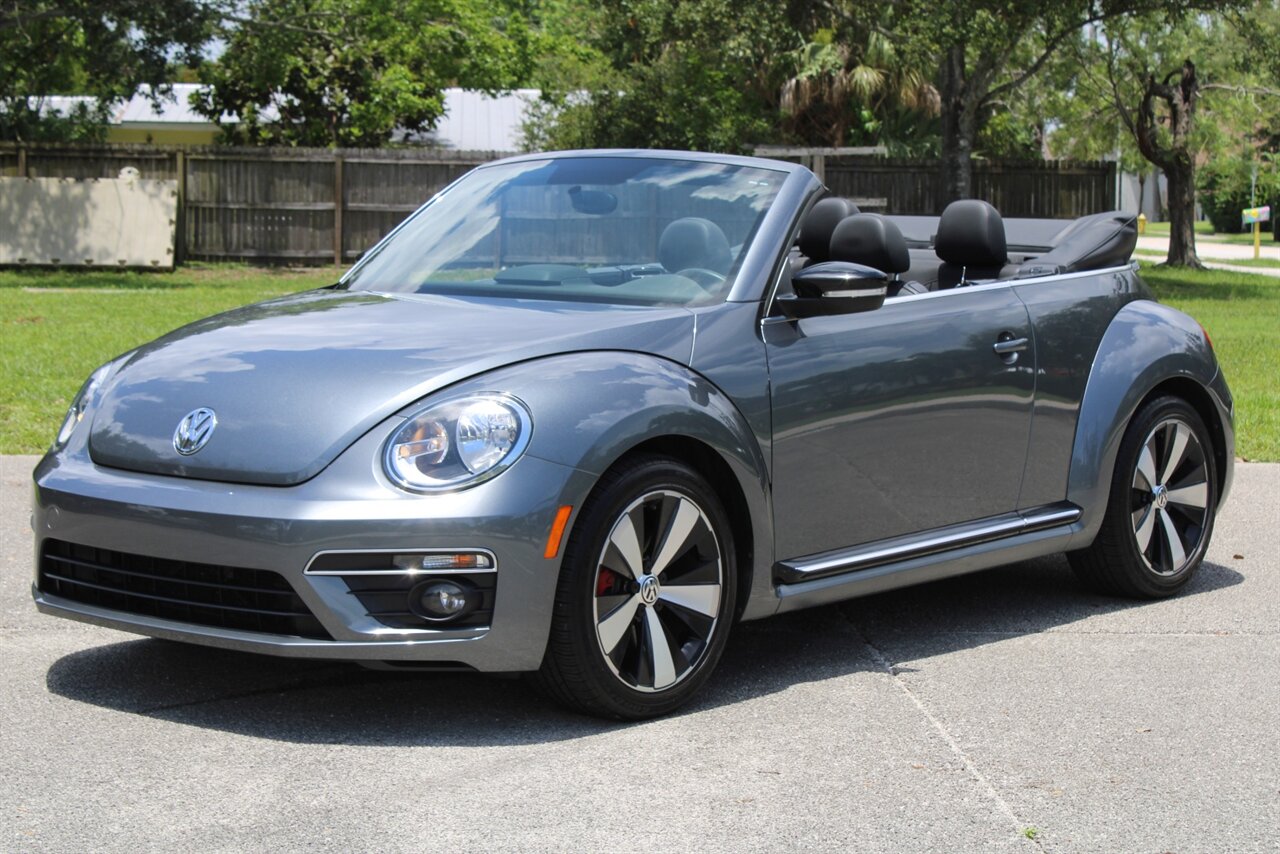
1152,484,1169,510
638,575,661,606
173,408,217,456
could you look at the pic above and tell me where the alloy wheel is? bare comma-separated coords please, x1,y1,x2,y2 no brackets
1130,417,1211,576
592,489,724,693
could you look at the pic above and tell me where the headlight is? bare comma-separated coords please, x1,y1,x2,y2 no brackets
383,393,532,492
52,363,113,450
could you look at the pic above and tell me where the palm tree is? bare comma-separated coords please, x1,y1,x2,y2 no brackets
780,28,939,149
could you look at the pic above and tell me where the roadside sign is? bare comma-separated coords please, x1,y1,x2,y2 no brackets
1242,206,1271,259
1242,205,1271,224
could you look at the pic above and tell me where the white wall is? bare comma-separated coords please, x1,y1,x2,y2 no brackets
0,176,177,268
1117,169,1166,220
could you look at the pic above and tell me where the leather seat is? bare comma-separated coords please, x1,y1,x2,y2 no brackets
659,217,732,274
829,213,929,296
934,200,1009,288
796,197,859,267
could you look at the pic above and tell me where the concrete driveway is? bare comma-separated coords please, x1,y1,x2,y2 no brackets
3,455,1277,852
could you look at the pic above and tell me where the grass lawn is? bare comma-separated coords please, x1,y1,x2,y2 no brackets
1144,220,1279,247
1,264,340,454
1202,256,1280,270
2,262,1277,461
1140,264,1279,462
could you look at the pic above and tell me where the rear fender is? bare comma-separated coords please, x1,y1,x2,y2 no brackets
1066,300,1230,546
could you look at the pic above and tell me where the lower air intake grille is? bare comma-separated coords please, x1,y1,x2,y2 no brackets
39,539,331,640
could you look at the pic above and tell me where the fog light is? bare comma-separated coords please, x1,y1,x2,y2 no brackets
409,579,479,622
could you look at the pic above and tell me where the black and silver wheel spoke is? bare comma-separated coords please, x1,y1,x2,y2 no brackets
606,512,645,579
642,606,679,689
597,593,642,655
1130,418,1209,576
658,583,720,617
1166,480,1209,510
650,498,701,577
593,490,723,693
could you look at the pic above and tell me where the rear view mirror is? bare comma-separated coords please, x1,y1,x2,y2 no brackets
568,186,618,215
776,262,888,319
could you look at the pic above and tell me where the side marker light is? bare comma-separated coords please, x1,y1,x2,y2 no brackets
544,505,574,559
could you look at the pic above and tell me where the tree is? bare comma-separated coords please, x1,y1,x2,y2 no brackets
777,19,940,151
524,0,798,154
195,0,538,147
859,0,1248,207
1051,8,1279,265
0,0,219,142
1129,59,1203,265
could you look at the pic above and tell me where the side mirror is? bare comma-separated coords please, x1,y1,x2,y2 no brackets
776,262,888,319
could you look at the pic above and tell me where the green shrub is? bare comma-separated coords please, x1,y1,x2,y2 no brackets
1199,155,1280,234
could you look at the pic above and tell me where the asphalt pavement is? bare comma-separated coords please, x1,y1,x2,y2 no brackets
3,454,1277,853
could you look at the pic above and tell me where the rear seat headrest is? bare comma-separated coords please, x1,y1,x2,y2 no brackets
829,213,910,275
798,197,859,262
935,200,1007,268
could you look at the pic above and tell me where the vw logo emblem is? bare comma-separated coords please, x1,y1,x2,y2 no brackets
1152,485,1169,510
173,408,217,456
638,575,661,606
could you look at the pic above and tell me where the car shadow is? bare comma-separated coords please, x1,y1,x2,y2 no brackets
44,555,1244,745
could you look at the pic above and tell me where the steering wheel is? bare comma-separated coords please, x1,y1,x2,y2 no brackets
676,267,726,291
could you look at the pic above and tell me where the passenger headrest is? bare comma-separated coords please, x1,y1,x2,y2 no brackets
935,200,1007,268
659,217,732,275
829,213,910,275
798,197,859,262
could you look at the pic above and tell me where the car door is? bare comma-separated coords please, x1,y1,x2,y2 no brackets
764,284,1035,561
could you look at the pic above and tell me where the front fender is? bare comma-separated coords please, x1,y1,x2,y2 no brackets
440,351,776,619
1067,299,1230,546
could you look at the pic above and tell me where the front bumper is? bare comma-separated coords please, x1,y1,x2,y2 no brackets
31,427,592,672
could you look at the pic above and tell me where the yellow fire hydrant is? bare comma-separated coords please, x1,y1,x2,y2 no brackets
1137,213,1147,235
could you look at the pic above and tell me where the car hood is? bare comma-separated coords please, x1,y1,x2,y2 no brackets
88,289,695,485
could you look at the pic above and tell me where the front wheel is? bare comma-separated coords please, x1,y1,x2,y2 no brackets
533,456,736,719
1069,395,1218,598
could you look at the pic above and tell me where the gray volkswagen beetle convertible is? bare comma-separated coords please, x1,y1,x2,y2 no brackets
33,150,1233,718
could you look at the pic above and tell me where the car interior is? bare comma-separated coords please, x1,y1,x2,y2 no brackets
791,196,1139,296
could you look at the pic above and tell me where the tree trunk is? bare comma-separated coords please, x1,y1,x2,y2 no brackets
1165,162,1200,267
1132,60,1202,268
937,45,976,209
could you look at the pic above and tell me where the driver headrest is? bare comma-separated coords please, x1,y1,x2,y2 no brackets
658,217,732,275
935,200,1007,268
829,213,910,275
798,197,859,262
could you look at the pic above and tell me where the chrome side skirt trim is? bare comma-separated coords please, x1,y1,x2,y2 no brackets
775,503,1081,584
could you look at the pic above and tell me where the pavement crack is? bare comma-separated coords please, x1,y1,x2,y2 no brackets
844,614,1046,852
132,668,367,715
882,628,1277,638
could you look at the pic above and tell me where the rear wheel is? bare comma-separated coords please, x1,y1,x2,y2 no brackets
1069,396,1218,598
533,456,736,719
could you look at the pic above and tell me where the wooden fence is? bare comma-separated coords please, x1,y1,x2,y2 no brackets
0,143,492,264
821,156,1118,219
1,143,1119,264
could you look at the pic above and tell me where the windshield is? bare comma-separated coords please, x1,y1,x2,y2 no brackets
341,156,785,307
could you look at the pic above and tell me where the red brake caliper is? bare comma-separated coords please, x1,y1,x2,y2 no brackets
596,567,621,596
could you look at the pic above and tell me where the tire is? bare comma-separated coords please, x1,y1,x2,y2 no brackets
532,455,737,719
1069,395,1218,598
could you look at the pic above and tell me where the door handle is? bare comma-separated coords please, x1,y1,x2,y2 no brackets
992,336,1029,355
